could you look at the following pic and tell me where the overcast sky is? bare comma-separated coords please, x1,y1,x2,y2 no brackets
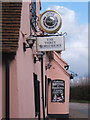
41,2,88,78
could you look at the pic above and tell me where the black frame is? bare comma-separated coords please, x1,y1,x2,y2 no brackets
45,76,48,107
6,58,10,119
47,114,69,119
33,73,40,119
51,80,65,103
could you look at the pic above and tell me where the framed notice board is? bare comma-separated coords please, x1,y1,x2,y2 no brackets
51,80,65,102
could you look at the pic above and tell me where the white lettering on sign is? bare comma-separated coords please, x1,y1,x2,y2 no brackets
51,80,65,102
36,36,65,52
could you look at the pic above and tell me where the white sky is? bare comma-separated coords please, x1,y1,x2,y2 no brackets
47,5,88,77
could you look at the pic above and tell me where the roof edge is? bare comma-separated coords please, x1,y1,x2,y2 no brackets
54,51,68,66
52,58,71,77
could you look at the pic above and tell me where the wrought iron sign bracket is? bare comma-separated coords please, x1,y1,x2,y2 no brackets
31,32,67,38
29,3,67,38
29,3,42,36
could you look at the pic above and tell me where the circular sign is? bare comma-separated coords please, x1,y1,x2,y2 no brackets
40,10,62,33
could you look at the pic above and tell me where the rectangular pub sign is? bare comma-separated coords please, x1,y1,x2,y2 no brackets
36,36,65,51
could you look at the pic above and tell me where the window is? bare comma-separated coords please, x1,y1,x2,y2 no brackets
33,73,40,118
31,0,37,32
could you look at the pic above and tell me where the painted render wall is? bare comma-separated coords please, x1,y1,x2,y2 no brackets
47,56,70,115
10,1,44,118
53,52,68,68
0,59,2,119
0,1,70,119
10,1,34,117
0,60,6,119
0,1,46,119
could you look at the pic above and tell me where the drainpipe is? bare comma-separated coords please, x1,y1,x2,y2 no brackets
41,57,45,120
5,58,10,120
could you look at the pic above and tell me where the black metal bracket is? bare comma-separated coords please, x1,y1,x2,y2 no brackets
69,70,78,79
29,3,67,38
34,56,40,63
48,78,51,84
29,3,41,36
34,52,45,63
23,42,31,52
23,35,36,52
64,65,69,70
30,32,67,38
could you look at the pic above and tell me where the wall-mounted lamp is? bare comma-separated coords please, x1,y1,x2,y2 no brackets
64,65,69,70
23,36,36,52
45,63,52,70
34,52,45,63
70,74,74,79
69,70,78,79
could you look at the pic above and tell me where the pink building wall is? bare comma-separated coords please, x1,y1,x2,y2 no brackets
53,52,68,68
0,1,44,119
0,61,7,119
0,1,71,119
10,1,44,118
46,53,70,115
0,61,2,119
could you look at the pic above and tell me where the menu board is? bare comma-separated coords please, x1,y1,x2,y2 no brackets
51,80,65,102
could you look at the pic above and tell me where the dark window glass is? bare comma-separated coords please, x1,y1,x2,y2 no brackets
33,73,40,118
45,76,47,107
37,80,40,119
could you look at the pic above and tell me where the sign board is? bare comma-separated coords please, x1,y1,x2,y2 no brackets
40,10,62,33
36,36,65,52
51,80,65,102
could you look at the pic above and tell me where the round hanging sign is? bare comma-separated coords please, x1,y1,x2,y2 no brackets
40,10,62,34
